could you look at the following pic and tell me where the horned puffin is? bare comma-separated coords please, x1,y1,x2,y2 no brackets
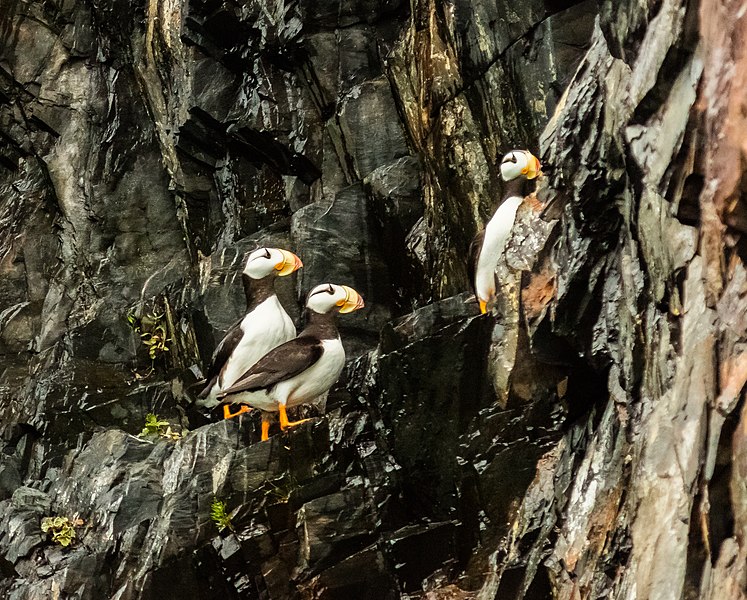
217,283,364,440
197,247,303,418
468,149,541,313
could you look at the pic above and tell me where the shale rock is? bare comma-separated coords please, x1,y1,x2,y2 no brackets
6,0,745,599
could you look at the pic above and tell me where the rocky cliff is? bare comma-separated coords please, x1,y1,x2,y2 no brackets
1,0,745,598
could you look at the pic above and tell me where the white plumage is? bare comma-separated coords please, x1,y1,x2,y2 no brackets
198,296,296,407
470,149,540,312
196,246,302,411
226,338,345,412
217,283,364,440
474,195,523,309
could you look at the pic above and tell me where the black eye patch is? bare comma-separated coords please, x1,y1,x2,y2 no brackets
263,248,271,259
502,153,517,164
308,285,337,299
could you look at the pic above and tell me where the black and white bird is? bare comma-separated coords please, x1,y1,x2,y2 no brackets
217,283,364,440
468,149,541,313
197,247,303,418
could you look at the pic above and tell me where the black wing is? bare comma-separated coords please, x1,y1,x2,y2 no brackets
467,229,484,298
217,336,324,398
197,321,244,399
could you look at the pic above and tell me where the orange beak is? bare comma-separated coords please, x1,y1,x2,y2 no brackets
275,250,303,276
338,286,364,314
522,152,541,180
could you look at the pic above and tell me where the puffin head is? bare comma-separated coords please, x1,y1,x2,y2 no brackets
243,247,303,280
500,150,541,181
306,283,365,315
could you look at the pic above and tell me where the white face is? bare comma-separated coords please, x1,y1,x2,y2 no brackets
306,284,348,314
500,150,540,181
305,283,364,314
243,248,286,279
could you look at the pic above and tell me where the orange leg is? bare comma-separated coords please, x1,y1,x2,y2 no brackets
223,404,251,419
278,404,310,431
261,418,270,441
479,300,488,314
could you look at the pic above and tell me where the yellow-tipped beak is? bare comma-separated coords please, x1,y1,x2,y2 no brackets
338,285,364,314
275,250,303,276
523,152,541,180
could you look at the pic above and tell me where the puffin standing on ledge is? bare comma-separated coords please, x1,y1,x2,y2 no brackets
197,247,303,418
217,283,364,440
469,149,541,313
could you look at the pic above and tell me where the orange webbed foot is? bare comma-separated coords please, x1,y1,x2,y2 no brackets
223,404,251,419
278,404,311,431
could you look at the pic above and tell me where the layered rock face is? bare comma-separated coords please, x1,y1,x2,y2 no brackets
1,0,745,598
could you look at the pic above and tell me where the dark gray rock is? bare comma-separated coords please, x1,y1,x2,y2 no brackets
296,485,376,574
9,0,737,599
0,455,22,501
292,182,392,349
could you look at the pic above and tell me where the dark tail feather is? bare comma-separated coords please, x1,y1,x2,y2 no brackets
196,376,217,399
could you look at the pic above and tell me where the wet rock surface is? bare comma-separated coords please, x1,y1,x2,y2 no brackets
2,0,747,599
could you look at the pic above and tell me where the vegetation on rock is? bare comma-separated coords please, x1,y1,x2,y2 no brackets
127,311,172,363
1,0,746,598
40,516,82,547
138,413,182,441
209,498,234,533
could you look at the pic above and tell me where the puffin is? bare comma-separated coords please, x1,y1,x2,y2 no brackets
468,149,541,313
196,247,303,418
216,283,364,440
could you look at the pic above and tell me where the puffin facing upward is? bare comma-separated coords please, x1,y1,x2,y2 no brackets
197,247,303,418
468,149,541,313
217,283,364,440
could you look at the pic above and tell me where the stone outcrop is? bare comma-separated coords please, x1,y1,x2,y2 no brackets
1,0,746,599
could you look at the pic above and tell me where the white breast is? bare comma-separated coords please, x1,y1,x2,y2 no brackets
475,196,523,304
273,338,346,409
200,296,295,407
223,388,276,412
221,296,296,388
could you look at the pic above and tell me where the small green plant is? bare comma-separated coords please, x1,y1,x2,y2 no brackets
141,322,171,360
263,474,297,503
127,310,172,363
41,516,82,547
139,413,182,441
210,497,234,532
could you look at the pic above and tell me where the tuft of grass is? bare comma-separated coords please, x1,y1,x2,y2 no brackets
41,516,83,547
210,497,234,532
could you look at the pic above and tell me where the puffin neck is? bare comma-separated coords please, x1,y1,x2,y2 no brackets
301,308,339,340
495,177,531,210
242,274,276,311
